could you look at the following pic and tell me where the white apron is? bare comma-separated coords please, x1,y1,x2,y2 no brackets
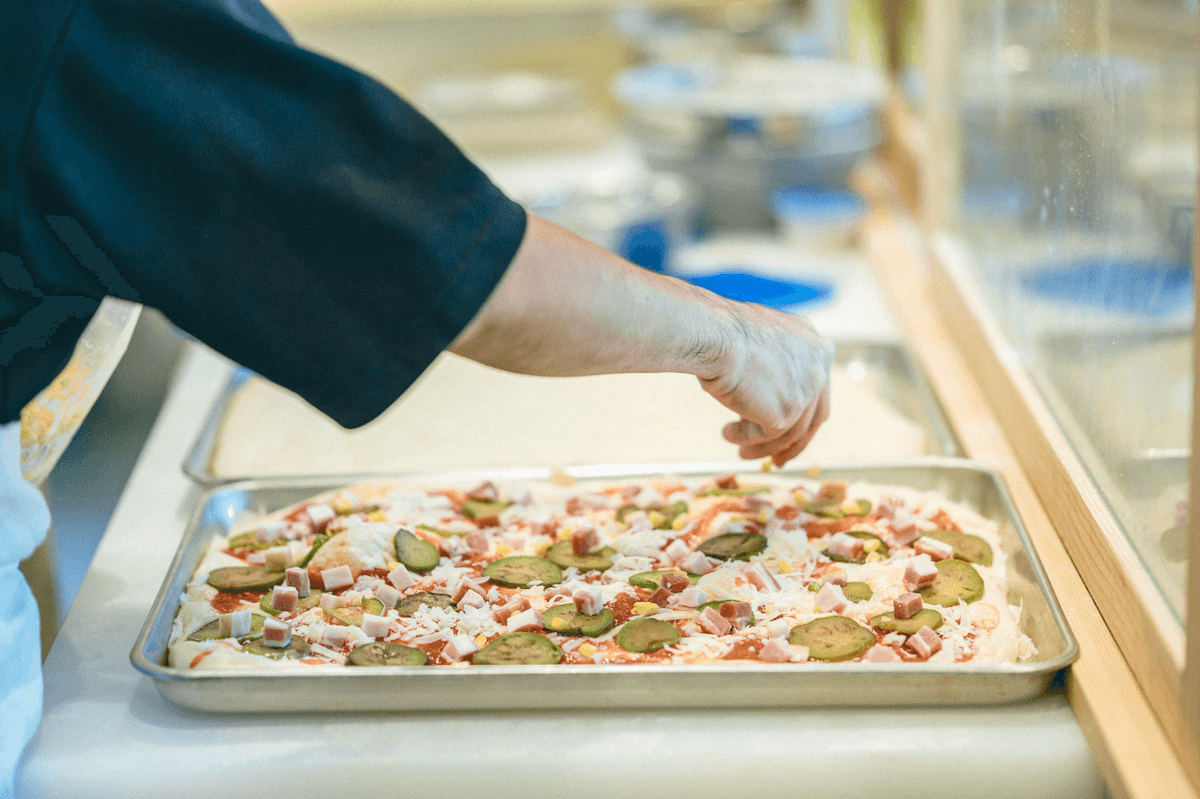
2,298,139,798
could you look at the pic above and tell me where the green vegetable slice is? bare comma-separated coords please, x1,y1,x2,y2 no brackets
805,499,844,519
242,637,310,660
922,530,994,567
696,531,767,561
227,531,279,551
482,555,562,588
461,500,511,521
298,534,329,567
394,528,440,573
919,559,985,606
542,604,615,637
544,540,615,572
187,614,266,642
473,632,564,665
348,641,428,666
841,582,873,602
825,531,889,564
616,618,681,653
397,592,456,617
788,616,874,661
329,597,386,626
870,608,944,636
259,589,324,616
628,569,699,589
696,486,770,497
416,523,471,538
206,566,285,593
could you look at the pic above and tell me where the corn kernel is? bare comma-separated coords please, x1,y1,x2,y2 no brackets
387,561,401,571
475,634,487,647
557,528,572,540
496,544,513,556
756,510,770,524
549,617,569,631
647,511,666,528
863,538,882,552
579,643,597,658
865,551,883,563
806,465,822,478
793,490,807,505
631,602,658,616
760,459,773,473
778,560,794,574
671,514,688,531
367,510,386,522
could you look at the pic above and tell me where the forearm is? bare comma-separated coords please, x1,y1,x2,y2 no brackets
449,214,740,381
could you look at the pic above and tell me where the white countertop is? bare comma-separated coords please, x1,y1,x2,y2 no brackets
17,341,1106,798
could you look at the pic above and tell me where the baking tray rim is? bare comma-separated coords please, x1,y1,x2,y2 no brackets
180,339,964,486
134,458,1077,707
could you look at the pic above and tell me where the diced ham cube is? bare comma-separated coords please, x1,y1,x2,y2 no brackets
765,619,790,639
451,577,488,604
245,551,266,566
466,481,499,502
744,496,773,515
261,617,292,648
816,481,847,501
474,514,502,529
218,610,251,638
305,503,336,527
465,531,489,553
758,637,799,662
319,593,347,612
715,474,739,490
457,591,487,609
264,545,291,572
826,532,865,562
678,550,714,576
493,596,530,624
440,535,471,558
254,520,288,543
865,645,901,663
907,626,943,659
649,587,672,607
904,555,939,591
914,536,955,562
663,539,691,564
442,635,480,661
506,608,543,632
815,582,849,614
891,523,923,548
271,585,299,613
320,625,351,648
361,613,390,639
893,592,923,620
285,567,310,598
697,606,733,636
571,527,600,555
661,572,690,593
387,564,417,592
820,569,847,586
374,583,401,609
572,585,605,616
719,601,753,630
320,565,354,591
741,561,781,592
673,586,707,608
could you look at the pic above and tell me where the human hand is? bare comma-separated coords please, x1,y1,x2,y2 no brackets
697,304,833,467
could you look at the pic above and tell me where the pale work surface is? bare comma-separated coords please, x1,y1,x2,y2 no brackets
17,344,1105,799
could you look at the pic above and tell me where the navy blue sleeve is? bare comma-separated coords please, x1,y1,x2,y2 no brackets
3,0,526,427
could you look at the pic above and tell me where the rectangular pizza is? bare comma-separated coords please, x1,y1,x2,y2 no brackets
167,471,1037,670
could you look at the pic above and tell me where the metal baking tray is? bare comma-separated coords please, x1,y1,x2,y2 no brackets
133,459,1077,713
182,340,963,485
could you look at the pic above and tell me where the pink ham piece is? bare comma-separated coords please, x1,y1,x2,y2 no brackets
893,592,923,620
270,585,299,613
284,567,310,598
660,572,690,593
387,564,416,592
451,577,488,604
319,593,347,612
648,587,672,607
816,481,847,501
506,608,543,633
741,561,781,592
891,523,923,548
815,582,848,614
457,591,487,609
466,481,499,502
572,584,604,616
360,613,390,639
904,555,938,591
218,610,251,638
305,503,336,527
440,536,471,558
254,520,287,543
914,536,955,562
245,551,266,566
715,474,739,490
697,606,732,636
865,645,901,663
442,635,479,661
374,583,401,609
719,601,753,630
678,550,714,576
320,565,354,592
465,531,489,553
907,626,943,659
758,637,799,662
493,596,530,624
571,527,600,555
663,539,691,564
826,532,865,562
261,617,292,648
673,586,707,608
320,625,351,648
